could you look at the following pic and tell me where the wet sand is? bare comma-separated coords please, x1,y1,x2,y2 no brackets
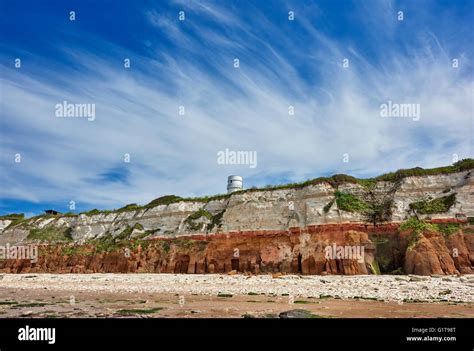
0,273,472,318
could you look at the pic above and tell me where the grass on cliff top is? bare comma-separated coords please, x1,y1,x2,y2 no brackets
0,213,24,221
108,158,474,213
3,159,472,221
144,195,185,207
237,158,473,192
375,158,474,182
0,213,30,229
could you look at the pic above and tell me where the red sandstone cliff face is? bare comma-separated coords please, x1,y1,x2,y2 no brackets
1,223,472,275
404,231,458,275
404,228,473,275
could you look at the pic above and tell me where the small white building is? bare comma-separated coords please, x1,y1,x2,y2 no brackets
227,175,243,193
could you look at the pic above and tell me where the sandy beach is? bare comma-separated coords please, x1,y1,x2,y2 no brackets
0,273,472,318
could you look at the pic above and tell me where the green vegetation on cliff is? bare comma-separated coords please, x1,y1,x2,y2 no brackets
205,210,225,231
137,158,472,211
399,218,436,251
375,159,474,182
185,209,225,232
83,209,103,216
173,238,208,251
117,203,142,212
77,225,208,255
334,191,370,212
323,200,334,213
398,217,461,250
399,217,438,234
0,213,24,221
61,245,91,256
0,213,27,229
185,209,213,231
436,223,460,237
406,231,421,251
409,194,456,214
27,227,73,242
88,224,150,253
2,159,472,221
370,236,392,273
369,261,381,275
399,217,461,236
334,191,392,225
145,195,183,207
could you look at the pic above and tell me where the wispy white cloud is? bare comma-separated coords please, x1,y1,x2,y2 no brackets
0,0,472,211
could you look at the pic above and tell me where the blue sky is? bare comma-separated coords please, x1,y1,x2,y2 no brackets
1,0,473,216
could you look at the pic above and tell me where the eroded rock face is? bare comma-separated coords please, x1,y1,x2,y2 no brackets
404,227,473,275
1,223,471,275
1,170,472,245
0,220,12,231
404,231,458,275
0,170,472,275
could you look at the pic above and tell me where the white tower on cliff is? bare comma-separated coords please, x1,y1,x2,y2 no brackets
227,175,243,193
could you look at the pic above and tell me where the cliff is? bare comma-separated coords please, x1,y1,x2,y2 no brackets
1,160,473,275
